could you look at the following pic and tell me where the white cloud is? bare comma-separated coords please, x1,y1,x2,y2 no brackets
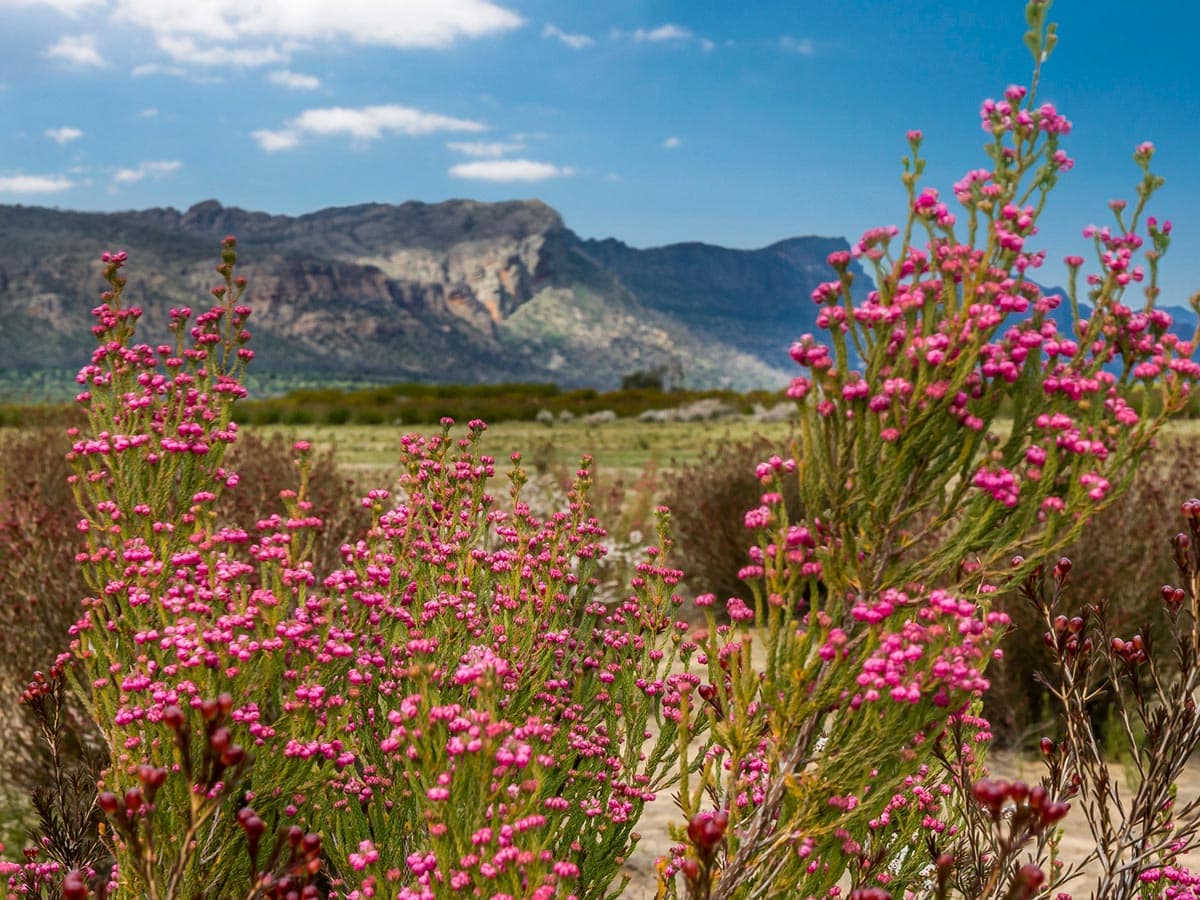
268,69,321,90
251,129,301,152
448,140,525,157
155,35,286,67
780,35,815,55
294,105,484,139
43,34,107,67
0,174,74,194
131,63,196,80
449,159,573,182
633,24,692,42
45,126,84,144
109,0,523,49
0,0,105,14
255,104,485,151
662,136,681,150
542,23,592,49
136,107,158,118
112,159,182,184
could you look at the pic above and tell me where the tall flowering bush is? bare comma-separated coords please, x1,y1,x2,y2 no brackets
57,241,694,899
664,2,1200,897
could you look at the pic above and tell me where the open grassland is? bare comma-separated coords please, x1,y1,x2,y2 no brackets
243,417,800,481
244,414,1200,481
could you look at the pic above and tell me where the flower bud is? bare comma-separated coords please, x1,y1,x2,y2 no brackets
162,705,185,730
62,871,89,900
1017,863,1045,887
210,726,231,754
1041,801,1070,825
124,786,144,814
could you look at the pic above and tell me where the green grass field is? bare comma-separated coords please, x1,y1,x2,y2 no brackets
245,417,800,482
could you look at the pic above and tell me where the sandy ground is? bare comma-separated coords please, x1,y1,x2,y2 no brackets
615,749,1200,897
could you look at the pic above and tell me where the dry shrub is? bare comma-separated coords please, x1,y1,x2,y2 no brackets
660,432,802,607
0,429,86,756
984,430,1200,747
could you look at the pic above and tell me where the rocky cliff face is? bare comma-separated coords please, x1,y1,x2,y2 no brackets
0,199,854,396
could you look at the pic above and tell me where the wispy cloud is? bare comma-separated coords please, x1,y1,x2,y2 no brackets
448,140,526,157
108,0,523,49
0,0,104,14
45,126,84,144
136,107,158,118
268,69,322,91
617,23,712,51
251,129,302,152
254,104,486,152
542,23,592,49
662,136,682,150
112,159,182,184
43,34,106,67
0,173,74,194
155,35,286,68
449,159,573,182
20,0,525,82
780,35,815,55
130,63,217,82
633,24,692,42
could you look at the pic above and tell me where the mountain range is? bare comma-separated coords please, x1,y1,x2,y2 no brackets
0,199,864,397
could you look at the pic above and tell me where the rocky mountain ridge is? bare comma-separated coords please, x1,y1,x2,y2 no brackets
0,199,862,396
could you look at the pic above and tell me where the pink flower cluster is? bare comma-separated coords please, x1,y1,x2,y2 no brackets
65,255,690,896
849,588,1008,708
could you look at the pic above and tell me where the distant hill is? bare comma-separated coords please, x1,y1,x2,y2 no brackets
0,199,865,397
580,235,868,372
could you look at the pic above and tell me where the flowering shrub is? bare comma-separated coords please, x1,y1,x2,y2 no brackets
50,237,694,899
0,425,366,827
5,4,1200,900
661,2,1200,897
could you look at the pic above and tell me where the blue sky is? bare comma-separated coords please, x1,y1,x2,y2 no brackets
2,0,1199,305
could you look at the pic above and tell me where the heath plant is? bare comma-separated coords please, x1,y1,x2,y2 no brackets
0,424,367,829
52,237,696,899
985,432,1200,748
13,3,1200,900
662,2,1200,898
1007,524,1200,899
